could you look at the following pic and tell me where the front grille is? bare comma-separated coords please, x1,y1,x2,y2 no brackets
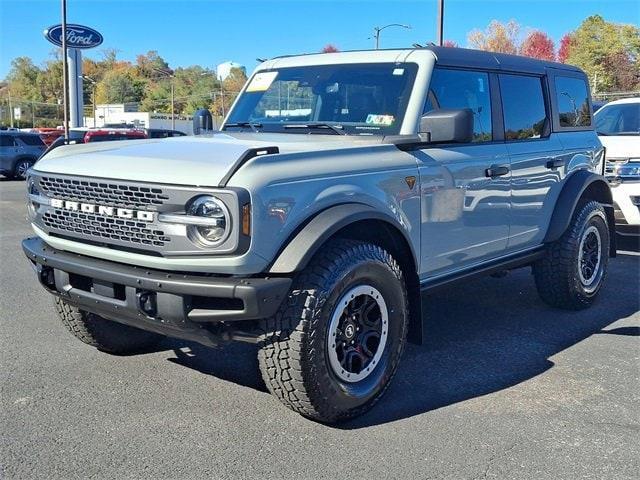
42,209,171,247
39,176,169,209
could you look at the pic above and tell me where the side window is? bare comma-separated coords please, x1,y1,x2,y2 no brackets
0,136,15,147
18,135,45,146
499,74,548,140
555,76,591,127
424,68,492,142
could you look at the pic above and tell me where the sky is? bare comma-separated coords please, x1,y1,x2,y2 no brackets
0,0,638,79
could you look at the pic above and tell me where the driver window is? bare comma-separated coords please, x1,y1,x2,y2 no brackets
424,68,493,142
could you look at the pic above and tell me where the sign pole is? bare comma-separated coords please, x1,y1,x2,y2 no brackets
437,0,445,46
61,0,69,139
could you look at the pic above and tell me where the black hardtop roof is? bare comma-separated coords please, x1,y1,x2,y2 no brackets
273,45,584,76
425,45,583,74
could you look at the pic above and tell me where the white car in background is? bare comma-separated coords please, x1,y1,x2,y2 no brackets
595,97,640,238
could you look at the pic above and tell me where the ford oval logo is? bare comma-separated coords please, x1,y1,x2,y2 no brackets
44,24,103,49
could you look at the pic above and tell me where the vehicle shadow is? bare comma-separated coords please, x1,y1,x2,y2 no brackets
155,253,639,428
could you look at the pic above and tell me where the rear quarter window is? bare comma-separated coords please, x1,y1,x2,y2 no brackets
555,76,591,128
18,135,45,146
0,135,15,147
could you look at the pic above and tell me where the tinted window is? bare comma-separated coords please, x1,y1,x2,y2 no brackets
555,76,591,127
0,135,15,147
424,68,492,142
18,135,45,146
594,103,639,136
500,75,548,140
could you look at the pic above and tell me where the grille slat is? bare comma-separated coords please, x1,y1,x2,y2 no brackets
39,176,169,209
43,209,170,247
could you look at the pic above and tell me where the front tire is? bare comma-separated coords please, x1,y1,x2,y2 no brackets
534,200,609,310
258,239,409,423
54,298,164,354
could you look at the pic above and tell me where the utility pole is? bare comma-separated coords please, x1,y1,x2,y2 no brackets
61,0,69,139
170,80,175,129
8,89,13,128
437,0,445,46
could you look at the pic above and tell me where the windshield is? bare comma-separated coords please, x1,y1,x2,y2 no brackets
225,63,419,135
595,103,639,135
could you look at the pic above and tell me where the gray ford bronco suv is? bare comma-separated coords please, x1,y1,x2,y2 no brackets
23,47,615,423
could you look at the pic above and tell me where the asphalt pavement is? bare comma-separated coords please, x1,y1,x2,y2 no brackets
1,178,638,479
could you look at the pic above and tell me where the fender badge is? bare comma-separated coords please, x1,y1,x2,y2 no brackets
405,176,416,190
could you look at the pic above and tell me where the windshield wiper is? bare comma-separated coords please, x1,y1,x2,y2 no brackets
224,122,263,132
283,123,347,135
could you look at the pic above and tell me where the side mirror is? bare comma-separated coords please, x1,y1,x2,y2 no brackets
193,108,214,135
419,108,474,143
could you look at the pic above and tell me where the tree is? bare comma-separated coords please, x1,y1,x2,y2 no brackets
5,57,42,101
96,70,145,104
557,34,573,63
321,44,339,53
135,51,169,79
468,20,520,54
520,31,555,61
563,15,640,92
442,40,458,48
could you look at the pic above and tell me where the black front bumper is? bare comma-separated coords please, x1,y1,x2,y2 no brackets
23,237,291,346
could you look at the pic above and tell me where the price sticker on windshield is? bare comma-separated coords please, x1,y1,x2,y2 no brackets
246,72,278,92
366,114,395,126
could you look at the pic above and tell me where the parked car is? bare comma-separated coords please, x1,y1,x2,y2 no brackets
145,128,187,138
43,128,148,154
0,131,47,179
23,47,614,423
34,128,65,147
592,99,608,113
595,97,640,238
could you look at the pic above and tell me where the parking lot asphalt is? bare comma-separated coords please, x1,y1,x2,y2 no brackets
0,177,638,479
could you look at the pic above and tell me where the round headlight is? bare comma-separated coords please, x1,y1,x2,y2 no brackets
186,195,230,247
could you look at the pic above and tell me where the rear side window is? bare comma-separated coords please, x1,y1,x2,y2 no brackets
499,74,548,140
424,68,493,142
0,135,15,147
18,135,45,146
555,76,591,127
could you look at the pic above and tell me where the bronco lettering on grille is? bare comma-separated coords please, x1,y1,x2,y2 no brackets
50,198,155,222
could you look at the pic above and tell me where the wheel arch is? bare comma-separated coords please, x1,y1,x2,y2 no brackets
268,203,423,345
544,169,616,256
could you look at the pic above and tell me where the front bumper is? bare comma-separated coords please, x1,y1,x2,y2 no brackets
23,237,291,346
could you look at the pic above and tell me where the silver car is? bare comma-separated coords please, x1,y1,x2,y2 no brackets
23,47,614,423
0,131,46,179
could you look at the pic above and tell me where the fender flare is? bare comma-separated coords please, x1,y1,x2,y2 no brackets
268,203,416,274
544,170,615,251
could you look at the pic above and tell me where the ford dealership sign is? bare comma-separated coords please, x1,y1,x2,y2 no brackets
44,24,103,49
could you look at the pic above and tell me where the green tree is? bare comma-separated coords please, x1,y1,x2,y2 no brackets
96,70,146,104
563,15,640,92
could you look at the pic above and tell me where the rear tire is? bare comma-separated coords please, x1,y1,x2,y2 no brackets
54,298,164,354
534,200,609,310
258,239,409,423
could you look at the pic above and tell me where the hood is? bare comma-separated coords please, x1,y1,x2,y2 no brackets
598,134,640,160
34,132,382,187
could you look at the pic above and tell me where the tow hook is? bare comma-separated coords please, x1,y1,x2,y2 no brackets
137,291,157,317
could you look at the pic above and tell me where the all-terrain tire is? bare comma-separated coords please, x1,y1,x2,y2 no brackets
54,297,164,354
258,239,409,423
533,200,609,310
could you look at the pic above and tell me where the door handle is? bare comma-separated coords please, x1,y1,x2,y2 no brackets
546,158,565,169
485,165,510,178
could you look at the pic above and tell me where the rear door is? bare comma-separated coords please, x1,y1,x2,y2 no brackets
417,67,511,278
498,73,565,251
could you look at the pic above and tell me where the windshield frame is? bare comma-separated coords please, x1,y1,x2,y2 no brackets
223,62,421,136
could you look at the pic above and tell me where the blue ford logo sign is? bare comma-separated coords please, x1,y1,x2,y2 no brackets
44,24,103,49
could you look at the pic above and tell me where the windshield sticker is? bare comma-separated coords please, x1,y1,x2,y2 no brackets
366,114,395,126
246,72,278,92
393,68,405,76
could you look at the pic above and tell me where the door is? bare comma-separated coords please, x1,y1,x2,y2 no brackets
0,135,18,172
498,74,564,250
417,68,510,279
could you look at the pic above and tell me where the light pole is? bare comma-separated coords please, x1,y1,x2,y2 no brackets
80,75,97,127
372,23,411,49
437,0,445,46
154,68,175,129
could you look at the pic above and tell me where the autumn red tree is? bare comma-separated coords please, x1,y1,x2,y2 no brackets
557,34,573,63
520,31,556,61
442,40,459,48
321,44,339,53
